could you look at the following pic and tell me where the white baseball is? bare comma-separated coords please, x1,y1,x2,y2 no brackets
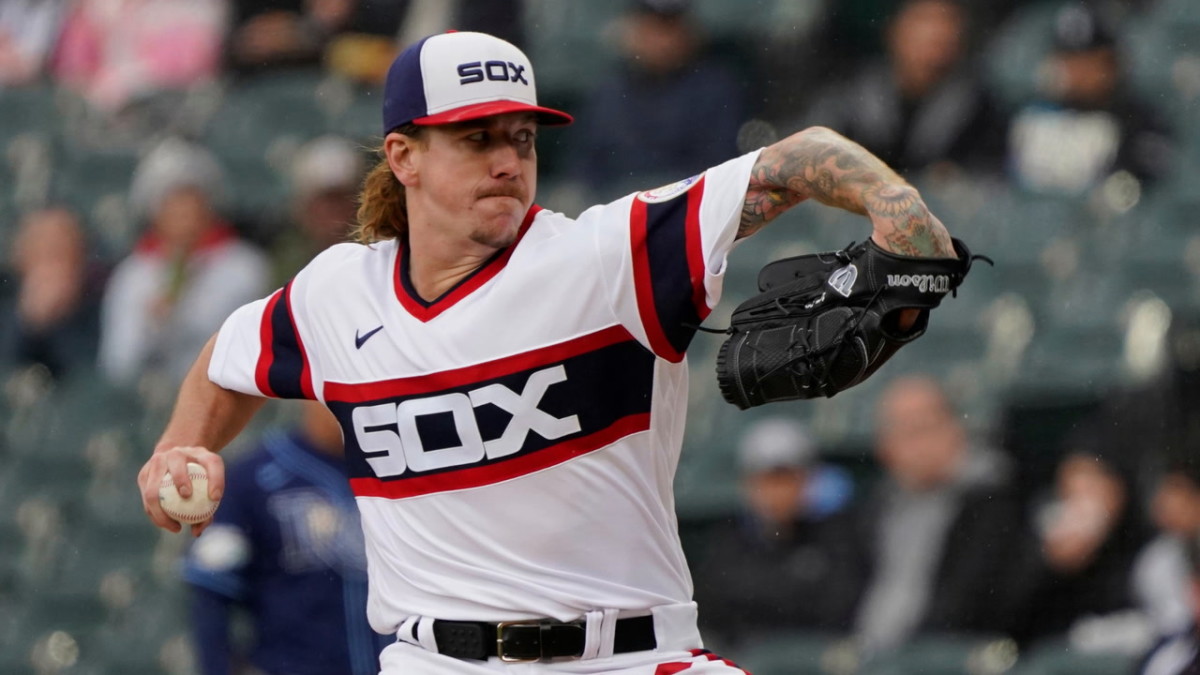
159,462,219,525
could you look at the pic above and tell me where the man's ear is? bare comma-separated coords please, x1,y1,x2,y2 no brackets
384,132,420,187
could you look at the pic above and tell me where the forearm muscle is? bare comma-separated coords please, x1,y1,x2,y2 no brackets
740,127,954,257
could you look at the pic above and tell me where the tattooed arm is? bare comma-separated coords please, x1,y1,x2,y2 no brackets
739,126,955,258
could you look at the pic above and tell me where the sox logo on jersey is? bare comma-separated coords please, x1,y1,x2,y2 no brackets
349,364,579,477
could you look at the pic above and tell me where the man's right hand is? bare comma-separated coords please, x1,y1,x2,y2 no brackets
138,446,226,536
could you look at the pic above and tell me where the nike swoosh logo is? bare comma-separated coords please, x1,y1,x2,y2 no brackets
355,326,384,349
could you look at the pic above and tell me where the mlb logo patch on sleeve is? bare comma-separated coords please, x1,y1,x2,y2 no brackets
637,174,703,204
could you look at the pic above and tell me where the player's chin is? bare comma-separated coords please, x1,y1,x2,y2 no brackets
471,202,526,248
470,224,520,249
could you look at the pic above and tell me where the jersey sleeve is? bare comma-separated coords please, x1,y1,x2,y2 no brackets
593,149,761,362
209,263,322,400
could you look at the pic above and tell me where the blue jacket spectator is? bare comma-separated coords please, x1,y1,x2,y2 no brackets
183,402,388,675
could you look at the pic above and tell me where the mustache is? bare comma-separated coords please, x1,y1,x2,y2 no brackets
475,183,527,202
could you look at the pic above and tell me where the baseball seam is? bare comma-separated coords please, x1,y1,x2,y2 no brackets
160,469,218,524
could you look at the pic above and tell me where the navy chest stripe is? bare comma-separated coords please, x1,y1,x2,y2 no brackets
326,328,656,497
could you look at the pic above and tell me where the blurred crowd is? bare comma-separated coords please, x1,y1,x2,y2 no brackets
694,339,1200,672
0,0,1199,673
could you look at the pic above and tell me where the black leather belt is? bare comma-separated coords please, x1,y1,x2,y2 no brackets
431,616,656,663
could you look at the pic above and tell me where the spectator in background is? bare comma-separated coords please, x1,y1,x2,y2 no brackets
568,0,747,200
1011,446,1157,651
832,375,1024,653
1071,312,1200,504
691,417,854,649
184,400,389,675
799,0,1008,178
0,206,103,378
1006,311,1200,652
1007,2,1173,196
1136,456,1200,639
0,0,69,87
271,134,365,281
51,0,227,113
227,0,407,82
98,138,268,388
1137,534,1200,675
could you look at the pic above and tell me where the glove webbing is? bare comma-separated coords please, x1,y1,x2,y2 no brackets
744,284,887,400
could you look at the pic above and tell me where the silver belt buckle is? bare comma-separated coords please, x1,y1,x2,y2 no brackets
496,620,542,663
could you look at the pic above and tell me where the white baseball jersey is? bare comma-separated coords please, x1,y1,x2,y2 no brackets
208,149,761,636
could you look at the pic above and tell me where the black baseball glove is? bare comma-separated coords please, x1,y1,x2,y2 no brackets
715,237,988,409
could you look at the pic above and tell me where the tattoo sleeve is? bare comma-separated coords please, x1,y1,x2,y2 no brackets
739,127,954,257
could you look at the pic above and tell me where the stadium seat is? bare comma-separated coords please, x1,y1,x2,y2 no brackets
328,83,386,143
982,2,1058,108
1012,641,1140,675
93,591,193,673
737,632,854,675
203,72,329,162
0,85,60,146
221,153,291,227
50,151,141,257
1014,323,1124,395
858,636,1020,675
522,0,624,102
13,591,104,652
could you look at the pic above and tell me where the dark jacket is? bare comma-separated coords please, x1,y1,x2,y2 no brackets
826,454,1027,639
693,509,851,647
801,62,1009,176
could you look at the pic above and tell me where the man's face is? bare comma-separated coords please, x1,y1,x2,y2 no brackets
400,112,538,250
155,186,214,251
744,468,807,526
300,187,358,249
889,0,964,91
1152,473,1200,536
875,379,965,492
1052,48,1118,106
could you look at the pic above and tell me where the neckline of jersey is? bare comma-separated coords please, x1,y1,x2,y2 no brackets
392,205,542,322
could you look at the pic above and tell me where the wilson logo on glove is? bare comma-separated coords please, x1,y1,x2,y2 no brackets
886,274,952,293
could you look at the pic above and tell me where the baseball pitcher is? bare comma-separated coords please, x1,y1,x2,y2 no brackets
138,31,977,673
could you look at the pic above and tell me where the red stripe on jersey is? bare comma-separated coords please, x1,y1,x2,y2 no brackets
348,412,650,498
630,198,684,363
684,176,710,321
393,206,543,322
325,324,634,403
255,289,284,397
284,285,316,400
654,664,693,674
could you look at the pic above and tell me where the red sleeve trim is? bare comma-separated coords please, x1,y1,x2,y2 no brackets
254,289,283,397
684,176,710,321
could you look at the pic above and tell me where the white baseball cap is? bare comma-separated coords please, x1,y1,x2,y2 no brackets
291,135,364,197
382,31,573,134
737,418,818,474
129,137,226,220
